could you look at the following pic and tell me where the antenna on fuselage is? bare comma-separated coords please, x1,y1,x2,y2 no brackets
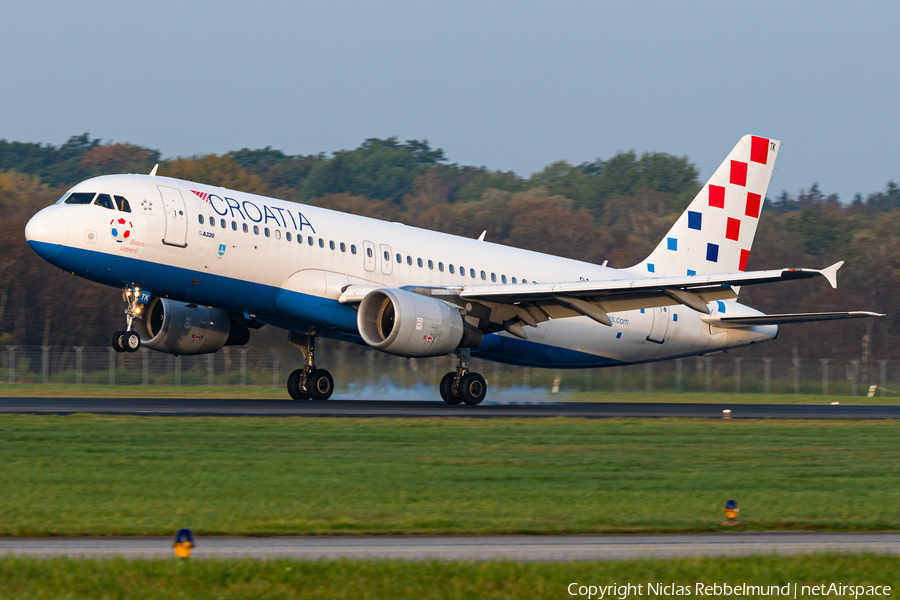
149,164,159,177
477,230,486,241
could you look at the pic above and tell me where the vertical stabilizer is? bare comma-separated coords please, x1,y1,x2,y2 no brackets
632,135,779,278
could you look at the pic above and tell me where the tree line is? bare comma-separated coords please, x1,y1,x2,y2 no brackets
0,134,897,363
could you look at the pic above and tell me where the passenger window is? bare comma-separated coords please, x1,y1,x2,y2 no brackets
491,273,496,282
199,215,205,224
308,236,313,245
220,219,226,228
512,277,517,284
384,250,389,261
114,196,131,212
417,258,423,267
396,253,401,263
459,265,464,275
340,242,346,252
470,268,476,278
94,194,114,210
210,215,215,224
253,225,260,235
275,230,281,240
319,238,324,248
438,262,444,272
480,270,486,280
265,228,271,237
298,234,303,243
64,192,96,205
501,275,507,284
286,232,292,241
351,245,357,254
232,221,237,231
242,223,249,233
428,260,433,270
449,265,455,274
329,241,335,250
367,247,373,258
407,256,412,265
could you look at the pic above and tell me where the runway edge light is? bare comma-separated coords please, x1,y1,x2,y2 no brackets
174,528,194,558
722,499,740,525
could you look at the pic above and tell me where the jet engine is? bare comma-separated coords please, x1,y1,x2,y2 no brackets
358,288,481,357
133,297,250,355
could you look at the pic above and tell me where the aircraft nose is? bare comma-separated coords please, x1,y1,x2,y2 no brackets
25,207,69,260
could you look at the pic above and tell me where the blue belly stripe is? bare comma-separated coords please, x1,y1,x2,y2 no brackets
473,334,622,368
29,240,621,368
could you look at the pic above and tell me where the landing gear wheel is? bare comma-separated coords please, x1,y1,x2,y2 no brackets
124,331,141,352
440,372,463,405
459,372,487,405
111,330,127,353
307,369,334,400
287,369,310,400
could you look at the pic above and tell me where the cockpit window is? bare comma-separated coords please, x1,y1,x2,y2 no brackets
64,192,96,205
94,194,115,210
114,195,131,212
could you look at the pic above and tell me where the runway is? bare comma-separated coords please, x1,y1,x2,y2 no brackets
1,397,900,418
2,533,898,561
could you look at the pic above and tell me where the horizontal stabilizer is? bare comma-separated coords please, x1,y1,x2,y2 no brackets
702,311,883,329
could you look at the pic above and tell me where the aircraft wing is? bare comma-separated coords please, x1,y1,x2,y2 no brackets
341,261,879,339
453,262,845,328
701,311,884,329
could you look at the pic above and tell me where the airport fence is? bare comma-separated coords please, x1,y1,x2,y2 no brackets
1,343,897,397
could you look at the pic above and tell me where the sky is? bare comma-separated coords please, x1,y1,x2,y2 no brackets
1,1,898,200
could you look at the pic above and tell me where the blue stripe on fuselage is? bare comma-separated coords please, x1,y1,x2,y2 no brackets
473,334,623,368
29,240,620,368
28,240,357,334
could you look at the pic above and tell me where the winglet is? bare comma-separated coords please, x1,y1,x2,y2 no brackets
820,261,843,289
149,164,159,177
477,230,486,242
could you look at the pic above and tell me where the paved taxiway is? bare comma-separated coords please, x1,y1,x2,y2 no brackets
1,397,899,418
2,533,898,560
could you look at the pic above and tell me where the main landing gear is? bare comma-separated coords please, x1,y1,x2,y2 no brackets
286,334,334,401
112,286,143,353
440,348,487,406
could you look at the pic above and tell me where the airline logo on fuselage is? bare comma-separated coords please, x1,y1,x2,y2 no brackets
110,218,133,242
191,190,316,233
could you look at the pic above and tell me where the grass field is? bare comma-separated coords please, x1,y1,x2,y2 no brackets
1,382,897,404
0,555,897,599
1,415,899,536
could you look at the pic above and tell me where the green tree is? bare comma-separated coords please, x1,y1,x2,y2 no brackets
301,138,445,202
164,155,267,195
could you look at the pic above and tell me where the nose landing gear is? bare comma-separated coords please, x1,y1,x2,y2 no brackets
112,330,141,353
111,286,145,353
439,348,487,405
286,334,334,400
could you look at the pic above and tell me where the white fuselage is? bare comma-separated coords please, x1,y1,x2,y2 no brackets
25,174,777,367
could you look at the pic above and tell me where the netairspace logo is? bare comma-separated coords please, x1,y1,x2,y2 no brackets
567,582,892,599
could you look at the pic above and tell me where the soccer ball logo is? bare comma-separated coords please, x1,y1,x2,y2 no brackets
110,218,133,243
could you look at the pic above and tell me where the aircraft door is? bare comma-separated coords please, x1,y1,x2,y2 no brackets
159,186,188,247
362,241,376,272
379,244,393,275
646,306,670,344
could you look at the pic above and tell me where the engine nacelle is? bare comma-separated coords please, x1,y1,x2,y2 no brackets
133,297,250,355
358,288,476,357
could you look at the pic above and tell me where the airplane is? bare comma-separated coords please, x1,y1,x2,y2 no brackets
24,134,881,404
